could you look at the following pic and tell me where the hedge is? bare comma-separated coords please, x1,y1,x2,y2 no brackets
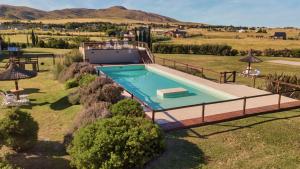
152,43,238,56
153,43,300,58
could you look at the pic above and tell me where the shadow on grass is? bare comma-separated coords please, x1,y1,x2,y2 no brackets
20,101,50,110
50,96,72,111
7,141,70,169
176,110,300,139
23,88,45,94
146,136,207,169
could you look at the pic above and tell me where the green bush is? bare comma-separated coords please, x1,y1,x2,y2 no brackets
65,78,79,89
0,159,15,169
110,99,144,117
68,116,165,169
0,109,39,152
78,74,97,87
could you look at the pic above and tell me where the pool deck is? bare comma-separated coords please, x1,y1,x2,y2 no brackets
141,64,300,131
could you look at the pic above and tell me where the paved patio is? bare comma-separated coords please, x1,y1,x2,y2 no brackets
143,64,299,129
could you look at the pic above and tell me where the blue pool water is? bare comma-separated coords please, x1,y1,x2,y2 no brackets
98,65,234,110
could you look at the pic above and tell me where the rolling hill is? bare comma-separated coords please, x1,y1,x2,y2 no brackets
0,5,179,23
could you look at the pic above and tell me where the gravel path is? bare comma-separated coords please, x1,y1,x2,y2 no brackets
268,60,300,66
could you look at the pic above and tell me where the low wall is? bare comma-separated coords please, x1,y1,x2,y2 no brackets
85,49,141,64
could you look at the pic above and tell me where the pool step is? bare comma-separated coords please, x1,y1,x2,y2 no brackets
157,88,188,98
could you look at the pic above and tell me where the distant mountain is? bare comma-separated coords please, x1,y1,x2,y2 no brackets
0,5,179,23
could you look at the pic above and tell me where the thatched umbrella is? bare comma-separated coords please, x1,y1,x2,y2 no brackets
0,62,37,99
239,50,263,71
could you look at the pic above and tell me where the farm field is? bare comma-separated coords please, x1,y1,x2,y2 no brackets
163,28,300,50
1,54,300,169
168,37,300,50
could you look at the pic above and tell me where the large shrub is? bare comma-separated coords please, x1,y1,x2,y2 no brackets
101,84,123,103
78,77,123,107
64,102,112,147
58,62,96,82
110,99,144,117
72,102,111,132
0,109,39,151
68,116,165,169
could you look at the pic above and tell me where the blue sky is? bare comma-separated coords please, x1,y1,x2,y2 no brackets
1,0,300,27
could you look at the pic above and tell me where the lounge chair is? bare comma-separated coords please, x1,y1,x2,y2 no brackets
241,68,261,77
0,92,30,107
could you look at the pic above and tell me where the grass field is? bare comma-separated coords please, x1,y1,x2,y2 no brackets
22,48,72,55
0,54,300,168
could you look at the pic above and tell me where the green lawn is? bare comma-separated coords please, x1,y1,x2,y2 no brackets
155,54,300,89
0,54,300,169
0,58,80,169
22,48,72,55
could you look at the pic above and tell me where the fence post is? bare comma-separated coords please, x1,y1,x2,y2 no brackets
233,71,236,83
224,72,227,83
201,68,204,77
152,111,155,123
186,64,189,72
163,58,165,65
276,81,280,94
253,76,256,88
219,73,223,83
202,104,205,122
243,97,247,115
278,93,282,109
131,93,134,99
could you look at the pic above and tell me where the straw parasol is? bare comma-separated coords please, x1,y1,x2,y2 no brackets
239,50,263,70
0,62,37,99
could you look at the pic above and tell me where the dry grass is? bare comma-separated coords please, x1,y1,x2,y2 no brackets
169,37,300,50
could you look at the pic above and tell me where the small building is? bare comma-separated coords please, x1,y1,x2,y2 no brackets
272,32,287,40
238,29,246,33
165,29,187,38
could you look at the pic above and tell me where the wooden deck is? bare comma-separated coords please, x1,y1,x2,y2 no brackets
158,101,300,131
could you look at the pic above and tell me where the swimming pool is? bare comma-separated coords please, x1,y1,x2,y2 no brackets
98,65,235,110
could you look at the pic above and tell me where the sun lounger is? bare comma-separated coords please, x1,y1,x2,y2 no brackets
1,92,30,107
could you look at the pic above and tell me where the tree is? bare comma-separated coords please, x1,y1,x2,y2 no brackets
30,30,36,46
35,35,39,46
26,33,29,46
